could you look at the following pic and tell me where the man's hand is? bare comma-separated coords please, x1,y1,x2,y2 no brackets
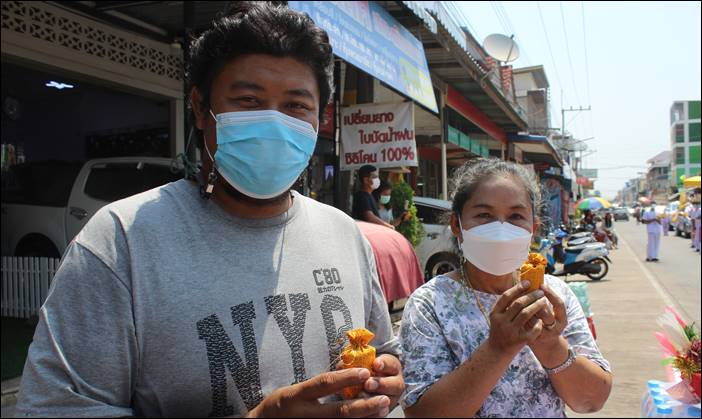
246,368,391,418
362,354,404,413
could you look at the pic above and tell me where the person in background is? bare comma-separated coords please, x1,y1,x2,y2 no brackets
581,209,594,231
373,180,408,228
693,192,701,253
604,211,613,229
594,216,613,249
641,202,662,262
353,165,394,229
661,207,670,237
684,200,695,249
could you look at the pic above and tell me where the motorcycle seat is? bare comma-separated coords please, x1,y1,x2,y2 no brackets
565,243,605,253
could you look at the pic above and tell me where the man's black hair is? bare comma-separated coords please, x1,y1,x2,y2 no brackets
186,1,334,146
358,165,377,182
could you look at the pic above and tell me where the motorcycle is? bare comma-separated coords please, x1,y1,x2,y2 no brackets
539,231,612,280
566,231,597,245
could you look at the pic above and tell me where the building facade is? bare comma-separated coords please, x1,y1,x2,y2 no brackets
670,100,701,188
646,151,671,203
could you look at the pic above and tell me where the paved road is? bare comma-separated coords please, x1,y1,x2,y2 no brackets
614,219,701,325
568,218,700,418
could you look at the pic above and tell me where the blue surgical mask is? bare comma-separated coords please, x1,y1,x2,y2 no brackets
204,109,317,199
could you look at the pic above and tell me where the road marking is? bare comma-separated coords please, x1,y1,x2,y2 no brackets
617,231,684,315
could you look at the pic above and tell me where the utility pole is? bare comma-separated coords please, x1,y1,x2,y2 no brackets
561,105,592,171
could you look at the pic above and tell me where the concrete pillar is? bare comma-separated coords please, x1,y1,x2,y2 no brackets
170,98,184,159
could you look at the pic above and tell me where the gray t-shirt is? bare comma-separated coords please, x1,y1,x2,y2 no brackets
16,180,398,418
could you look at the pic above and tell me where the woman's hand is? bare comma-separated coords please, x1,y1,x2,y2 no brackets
528,283,570,367
533,284,567,337
487,280,551,357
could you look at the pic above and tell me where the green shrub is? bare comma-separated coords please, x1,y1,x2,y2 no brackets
390,181,424,248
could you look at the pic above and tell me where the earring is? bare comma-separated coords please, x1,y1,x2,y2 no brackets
200,168,218,199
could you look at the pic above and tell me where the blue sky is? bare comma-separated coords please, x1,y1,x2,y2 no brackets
453,1,701,199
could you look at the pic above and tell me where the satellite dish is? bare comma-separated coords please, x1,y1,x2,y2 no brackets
483,34,520,63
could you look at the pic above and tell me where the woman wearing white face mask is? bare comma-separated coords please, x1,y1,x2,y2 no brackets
399,158,612,418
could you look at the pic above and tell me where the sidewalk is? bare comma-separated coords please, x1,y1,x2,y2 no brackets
566,229,681,417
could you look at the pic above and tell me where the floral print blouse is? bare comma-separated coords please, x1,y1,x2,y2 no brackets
399,275,611,418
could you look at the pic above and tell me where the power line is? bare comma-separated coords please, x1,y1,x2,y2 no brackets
559,1,582,105
581,1,592,106
495,1,532,66
566,110,582,126
490,1,509,34
597,165,648,170
450,2,481,43
581,1,596,142
537,2,568,126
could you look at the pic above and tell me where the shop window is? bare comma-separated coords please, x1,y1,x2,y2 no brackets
690,123,701,142
671,102,684,123
84,163,182,202
675,147,686,165
675,124,685,143
690,145,701,165
689,101,701,120
676,168,686,186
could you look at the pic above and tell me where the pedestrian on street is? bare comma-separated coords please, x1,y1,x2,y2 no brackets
398,158,612,417
693,198,701,253
604,211,613,229
15,3,403,417
352,165,395,229
684,201,695,249
373,180,408,228
661,208,670,237
641,202,662,262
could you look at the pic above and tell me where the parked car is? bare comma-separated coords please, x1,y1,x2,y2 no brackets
675,213,692,238
413,196,459,280
613,207,629,221
1,157,183,257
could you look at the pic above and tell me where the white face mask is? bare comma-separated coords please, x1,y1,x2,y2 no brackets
371,178,381,190
458,219,532,276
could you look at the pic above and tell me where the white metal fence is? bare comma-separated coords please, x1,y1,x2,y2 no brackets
1,257,59,319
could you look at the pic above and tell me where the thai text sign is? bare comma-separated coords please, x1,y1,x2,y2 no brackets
341,102,417,170
288,1,438,113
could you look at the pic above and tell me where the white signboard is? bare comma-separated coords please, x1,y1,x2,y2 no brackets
340,102,417,170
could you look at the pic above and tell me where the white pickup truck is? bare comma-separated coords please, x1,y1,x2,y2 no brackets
1,157,183,258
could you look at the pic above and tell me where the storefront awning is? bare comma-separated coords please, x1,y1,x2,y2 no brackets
509,134,563,168
376,1,528,133
400,1,437,34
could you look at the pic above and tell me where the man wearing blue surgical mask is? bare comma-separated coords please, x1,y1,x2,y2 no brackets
16,2,402,418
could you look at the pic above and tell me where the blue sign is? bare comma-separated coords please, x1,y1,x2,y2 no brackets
288,1,438,113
